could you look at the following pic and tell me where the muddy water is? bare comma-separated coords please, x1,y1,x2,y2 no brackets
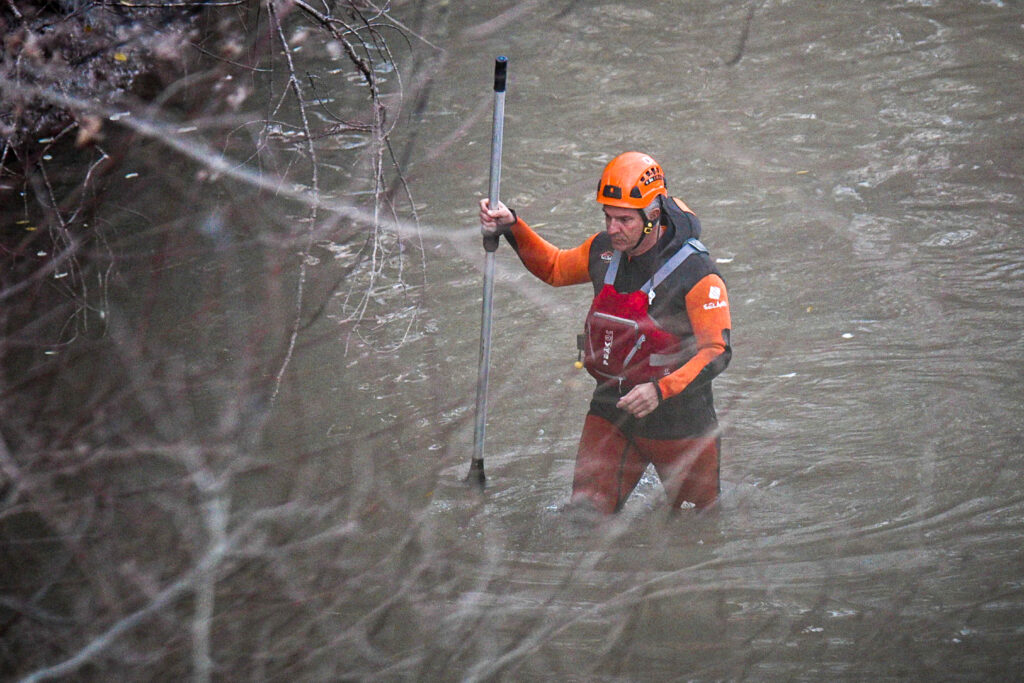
25,0,1024,679
374,1,1024,678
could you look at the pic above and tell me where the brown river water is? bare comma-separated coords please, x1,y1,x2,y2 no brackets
9,0,1024,680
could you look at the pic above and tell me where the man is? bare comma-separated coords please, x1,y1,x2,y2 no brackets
478,151,732,514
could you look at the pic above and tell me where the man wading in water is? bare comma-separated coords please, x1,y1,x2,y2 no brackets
478,152,732,514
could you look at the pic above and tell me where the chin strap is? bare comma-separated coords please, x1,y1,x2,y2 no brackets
627,210,657,254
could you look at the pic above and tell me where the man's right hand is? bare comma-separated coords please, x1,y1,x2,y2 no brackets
478,198,516,237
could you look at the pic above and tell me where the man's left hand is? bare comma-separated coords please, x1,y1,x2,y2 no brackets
616,383,660,419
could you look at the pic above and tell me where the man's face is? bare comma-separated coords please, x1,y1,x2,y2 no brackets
604,206,644,251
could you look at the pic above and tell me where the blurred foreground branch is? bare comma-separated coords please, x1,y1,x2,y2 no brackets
0,1,461,679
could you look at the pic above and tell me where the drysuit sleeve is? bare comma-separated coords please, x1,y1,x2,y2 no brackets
504,217,594,287
656,273,732,400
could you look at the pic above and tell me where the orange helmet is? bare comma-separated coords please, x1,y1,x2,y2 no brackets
596,152,667,210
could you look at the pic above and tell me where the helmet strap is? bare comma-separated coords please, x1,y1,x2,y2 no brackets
628,208,657,254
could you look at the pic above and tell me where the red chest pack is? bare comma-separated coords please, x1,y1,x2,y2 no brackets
583,239,705,390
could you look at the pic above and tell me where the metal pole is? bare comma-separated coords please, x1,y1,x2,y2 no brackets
468,56,507,488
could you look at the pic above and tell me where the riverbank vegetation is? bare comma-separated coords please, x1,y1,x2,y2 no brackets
0,1,473,679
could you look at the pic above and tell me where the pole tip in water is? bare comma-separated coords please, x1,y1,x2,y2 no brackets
466,458,486,488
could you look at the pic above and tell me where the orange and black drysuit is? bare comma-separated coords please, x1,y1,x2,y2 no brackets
503,196,732,512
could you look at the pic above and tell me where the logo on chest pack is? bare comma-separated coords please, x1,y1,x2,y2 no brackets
602,330,614,365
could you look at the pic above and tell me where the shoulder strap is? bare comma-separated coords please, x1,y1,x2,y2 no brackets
604,250,623,286
640,238,708,294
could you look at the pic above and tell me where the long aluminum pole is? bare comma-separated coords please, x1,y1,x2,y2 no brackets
468,56,507,488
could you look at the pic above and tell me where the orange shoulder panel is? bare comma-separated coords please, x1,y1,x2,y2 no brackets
656,273,731,400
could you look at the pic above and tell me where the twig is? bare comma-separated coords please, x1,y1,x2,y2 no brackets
724,1,761,67
17,510,234,683
0,75,388,232
460,0,541,41
4,0,22,20
266,0,320,406
191,478,229,683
